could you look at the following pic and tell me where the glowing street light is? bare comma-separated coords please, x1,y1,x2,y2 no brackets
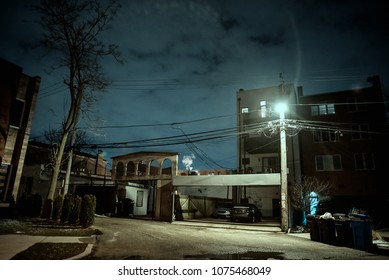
276,102,289,232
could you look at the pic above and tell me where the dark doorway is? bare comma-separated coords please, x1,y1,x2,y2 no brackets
272,199,280,217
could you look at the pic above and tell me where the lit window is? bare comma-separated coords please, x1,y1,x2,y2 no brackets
315,155,342,171
241,107,249,113
136,190,143,207
260,100,267,118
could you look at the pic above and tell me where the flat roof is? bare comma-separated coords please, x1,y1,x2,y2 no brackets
173,173,280,186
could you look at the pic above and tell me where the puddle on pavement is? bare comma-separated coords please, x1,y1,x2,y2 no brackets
122,251,285,260
184,251,285,260
123,255,142,260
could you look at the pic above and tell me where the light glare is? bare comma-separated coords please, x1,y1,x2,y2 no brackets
275,103,287,114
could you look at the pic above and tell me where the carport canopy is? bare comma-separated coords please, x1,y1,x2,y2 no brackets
173,173,280,186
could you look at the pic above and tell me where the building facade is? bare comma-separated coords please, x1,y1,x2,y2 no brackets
0,58,40,203
21,141,112,199
297,76,389,210
111,151,179,221
236,76,389,219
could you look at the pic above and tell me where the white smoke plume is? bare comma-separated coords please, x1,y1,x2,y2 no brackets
182,154,195,171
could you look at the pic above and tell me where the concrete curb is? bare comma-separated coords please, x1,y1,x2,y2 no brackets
65,234,97,260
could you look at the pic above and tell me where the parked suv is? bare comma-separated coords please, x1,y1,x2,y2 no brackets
230,204,262,223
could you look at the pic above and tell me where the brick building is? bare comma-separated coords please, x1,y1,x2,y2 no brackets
297,76,389,210
0,58,40,203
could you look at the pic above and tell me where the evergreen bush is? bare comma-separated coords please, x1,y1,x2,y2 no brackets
61,193,74,223
52,195,64,221
80,194,96,228
68,195,82,224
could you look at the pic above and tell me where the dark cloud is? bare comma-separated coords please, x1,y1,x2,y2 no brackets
219,17,240,31
249,30,285,47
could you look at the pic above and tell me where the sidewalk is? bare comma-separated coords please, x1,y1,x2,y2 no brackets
0,234,96,260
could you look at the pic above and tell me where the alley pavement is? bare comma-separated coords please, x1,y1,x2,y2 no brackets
0,217,388,260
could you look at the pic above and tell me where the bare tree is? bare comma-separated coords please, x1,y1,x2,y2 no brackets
32,0,122,216
289,176,333,215
41,126,93,174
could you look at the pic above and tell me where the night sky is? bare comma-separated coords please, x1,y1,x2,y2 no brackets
1,0,388,170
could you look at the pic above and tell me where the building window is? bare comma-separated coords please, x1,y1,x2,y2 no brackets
116,162,124,177
351,124,369,140
259,100,267,118
311,103,335,116
262,156,279,173
315,155,342,171
313,130,339,143
347,97,366,112
136,190,143,207
126,161,135,176
355,153,375,170
241,107,249,113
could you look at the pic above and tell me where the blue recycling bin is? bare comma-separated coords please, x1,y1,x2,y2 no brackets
349,219,372,251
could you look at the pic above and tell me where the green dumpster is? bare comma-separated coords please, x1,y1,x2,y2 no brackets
307,215,320,242
317,218,336,245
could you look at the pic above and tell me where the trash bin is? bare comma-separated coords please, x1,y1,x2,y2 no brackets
334,219,353,247
307,215,320,242
349,219,372,251
317,218,336,245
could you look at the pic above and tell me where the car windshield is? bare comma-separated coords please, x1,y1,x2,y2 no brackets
233,204,253,208
218,203,233,209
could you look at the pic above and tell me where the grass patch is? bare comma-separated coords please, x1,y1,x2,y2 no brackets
0,218,101,236
1,218,101,259
11,243,88,260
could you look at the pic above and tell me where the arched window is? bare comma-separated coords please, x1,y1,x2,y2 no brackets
150,160,160,175
116,162,124,177
162,159,172,175
127,161,135,176
138,161,146,175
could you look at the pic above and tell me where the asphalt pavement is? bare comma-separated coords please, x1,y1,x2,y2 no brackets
0,217,388,260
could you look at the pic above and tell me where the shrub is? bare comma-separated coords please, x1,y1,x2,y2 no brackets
52,195,64,221
80,194,96,228
68,195,82,224
61,193,74,223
